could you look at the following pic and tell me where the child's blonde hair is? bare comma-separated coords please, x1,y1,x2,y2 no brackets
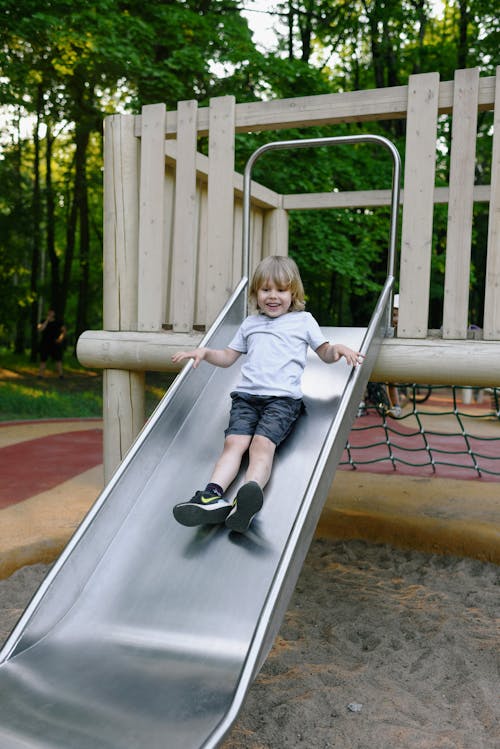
249,255,305,312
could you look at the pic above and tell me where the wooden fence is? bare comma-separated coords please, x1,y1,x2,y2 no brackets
77,67,500,478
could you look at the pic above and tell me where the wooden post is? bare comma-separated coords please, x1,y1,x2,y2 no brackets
263,206,289,259
137,103,168,331
103,369,145,479
102,114,145,482
170,100,198,332
195,182,209,327
205,96,236,324
483,67,500,340
443,68,479,339
398,72,439,338
103,115,139,331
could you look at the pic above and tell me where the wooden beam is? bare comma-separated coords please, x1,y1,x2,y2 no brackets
170,100,198,332
483,67,500,340
282,185,490,210
443,69,480,339
372,337,500,387
137,103,168,331
206,96,236,324
102,115,144,479
164,141,280,209
103,369,145,483
78,331,500,388
133,74,496,137
398,72,440,338
103,114,139,331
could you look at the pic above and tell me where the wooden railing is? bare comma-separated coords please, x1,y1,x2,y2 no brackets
78,67,500,477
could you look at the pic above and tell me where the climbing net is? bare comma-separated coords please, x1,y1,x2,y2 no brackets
341,384,500,480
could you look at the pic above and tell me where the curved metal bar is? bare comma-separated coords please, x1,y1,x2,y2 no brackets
242,133,401,296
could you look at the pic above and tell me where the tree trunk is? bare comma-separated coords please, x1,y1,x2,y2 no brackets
299,1,314,62
13,109,27,354
74,124,91,343
45,124,62,316
30,85,43,362
457,0,468,69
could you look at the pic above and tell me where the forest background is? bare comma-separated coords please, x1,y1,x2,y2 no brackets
0,0,498,364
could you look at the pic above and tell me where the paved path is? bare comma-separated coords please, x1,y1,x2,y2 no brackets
0,420,104,578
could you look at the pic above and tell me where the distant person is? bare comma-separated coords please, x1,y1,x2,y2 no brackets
37,309,66,378
171,255,364,533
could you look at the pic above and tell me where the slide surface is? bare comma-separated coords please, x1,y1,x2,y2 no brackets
0,283,386,748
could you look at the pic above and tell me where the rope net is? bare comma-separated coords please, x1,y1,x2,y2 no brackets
341,384,500,481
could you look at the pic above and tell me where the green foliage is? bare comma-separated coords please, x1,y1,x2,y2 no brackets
0,0,496,349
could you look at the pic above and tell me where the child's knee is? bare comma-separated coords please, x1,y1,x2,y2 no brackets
224,434,252,455
250,434,276,456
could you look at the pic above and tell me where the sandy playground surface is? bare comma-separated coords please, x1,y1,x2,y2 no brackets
1,538,498,749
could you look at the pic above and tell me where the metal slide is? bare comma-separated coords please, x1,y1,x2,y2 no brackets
0,136,400,748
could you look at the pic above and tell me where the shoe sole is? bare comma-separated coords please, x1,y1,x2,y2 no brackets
225,482,263,533
173,503,231,527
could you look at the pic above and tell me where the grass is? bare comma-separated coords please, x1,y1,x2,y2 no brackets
0,349,175,422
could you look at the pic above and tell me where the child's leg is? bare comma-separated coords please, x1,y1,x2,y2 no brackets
245,434,276,489
172,434,251,527
225,398,301,533
210,434,252,491
225,436,275,533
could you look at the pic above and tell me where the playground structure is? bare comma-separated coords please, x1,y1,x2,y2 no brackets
77,66,500,482
0,126,400,744
1,69,498,749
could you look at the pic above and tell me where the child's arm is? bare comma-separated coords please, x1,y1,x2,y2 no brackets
315,342,364,368
172,346,241,369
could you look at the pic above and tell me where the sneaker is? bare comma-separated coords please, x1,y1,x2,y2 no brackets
173,490,231,527
225,481,263,533
387,405,402,418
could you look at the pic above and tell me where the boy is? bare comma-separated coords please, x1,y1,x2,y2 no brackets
172,256,363,533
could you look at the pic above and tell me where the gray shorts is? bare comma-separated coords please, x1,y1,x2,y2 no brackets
225,392,304,446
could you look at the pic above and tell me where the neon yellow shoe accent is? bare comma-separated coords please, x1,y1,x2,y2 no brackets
200,494,221,504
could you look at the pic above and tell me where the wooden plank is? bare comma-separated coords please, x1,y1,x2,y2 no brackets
248,209,264,282
164,141,280,208
483,67,500,340
169,100,198,332
436,75,495,114
103,114,140,331
205,96,236,325
137,103,168,331
283,185,489,210
443,69,480,339
263,208,289,257
398,72,440,338
194,180,209,327
134,75,495,137
232,200,244,289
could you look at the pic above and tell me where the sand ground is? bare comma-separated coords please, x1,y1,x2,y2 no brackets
1,538,498,749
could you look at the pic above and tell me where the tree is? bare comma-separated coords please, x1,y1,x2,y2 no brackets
0,0,264,351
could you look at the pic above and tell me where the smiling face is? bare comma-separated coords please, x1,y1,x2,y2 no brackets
249,256,306,315
257,280,293,318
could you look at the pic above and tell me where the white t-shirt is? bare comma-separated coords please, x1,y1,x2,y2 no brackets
228,311,327,399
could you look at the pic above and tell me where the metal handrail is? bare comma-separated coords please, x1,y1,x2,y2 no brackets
242,134,402,315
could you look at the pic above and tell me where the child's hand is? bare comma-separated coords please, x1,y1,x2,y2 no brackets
172,348,206,369
335,344,365,367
